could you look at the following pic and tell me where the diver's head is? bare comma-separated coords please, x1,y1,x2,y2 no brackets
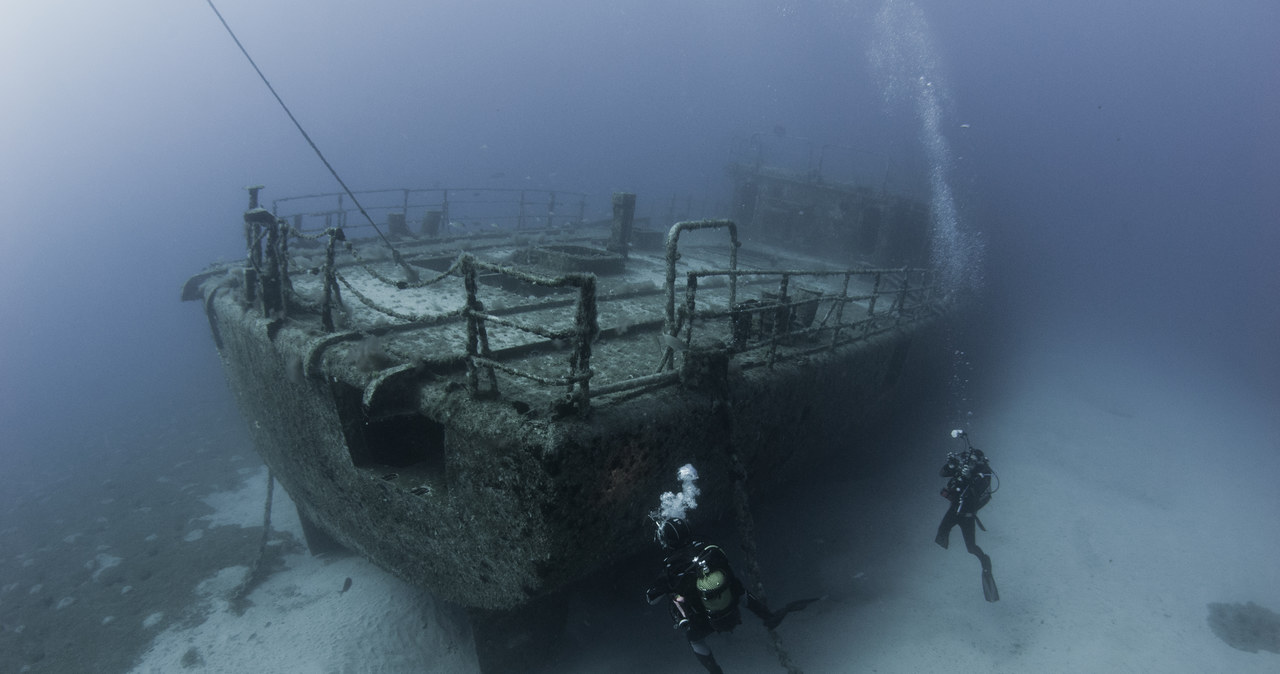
656,517,692,550
957,448,987,479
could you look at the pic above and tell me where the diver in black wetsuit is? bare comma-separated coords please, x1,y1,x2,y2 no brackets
935,429,1000,602
645,518,816,674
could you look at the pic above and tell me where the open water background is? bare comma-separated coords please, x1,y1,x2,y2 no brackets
2,1,1276,671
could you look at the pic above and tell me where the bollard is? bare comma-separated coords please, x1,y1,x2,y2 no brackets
388,212,409,237
246,184,265,210
609,192,636,259
422,210,443,237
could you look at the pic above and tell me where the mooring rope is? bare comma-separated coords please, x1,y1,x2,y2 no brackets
717,401,804,674
231,468,275,604
727,450,805,674
204,0,418,283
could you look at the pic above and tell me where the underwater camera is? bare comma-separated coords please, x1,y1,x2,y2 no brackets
944,429,986,480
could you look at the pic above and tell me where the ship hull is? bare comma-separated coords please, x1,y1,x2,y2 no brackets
207,286,926,611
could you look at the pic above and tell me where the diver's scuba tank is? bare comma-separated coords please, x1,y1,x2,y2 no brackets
941,429,998,511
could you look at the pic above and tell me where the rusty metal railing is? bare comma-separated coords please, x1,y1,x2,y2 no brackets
673,266,939,368
457,255,598,416
658,219,940,371
272,187,590,236
230,190,940,413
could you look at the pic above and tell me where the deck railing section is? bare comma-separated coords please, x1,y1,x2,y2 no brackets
657,219,939,370
457,255,598,415
236,191,940,414
272,187,589,236
239,192,605,414
675,266,938,369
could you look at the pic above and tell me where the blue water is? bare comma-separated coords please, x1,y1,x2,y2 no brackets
2,1,1276,671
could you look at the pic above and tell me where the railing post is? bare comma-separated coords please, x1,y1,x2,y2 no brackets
894,271,910,327
683,272,699,344
259,213,284,317
570,275,597,414
462,256,480,395
320,228,343,332
727,223,739,308
861,271,884,338
244,188,264,264
460,255,497,397
441,190,450,234
765,273,791,366
830,272,853,348
867,272,881,317
777,272,791,310
608,192,636,259
244,208,279,310
278,216,292,304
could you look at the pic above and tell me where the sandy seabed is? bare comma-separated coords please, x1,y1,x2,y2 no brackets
4,332,1277,673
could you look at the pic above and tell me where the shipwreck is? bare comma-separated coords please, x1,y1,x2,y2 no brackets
182,138,946,669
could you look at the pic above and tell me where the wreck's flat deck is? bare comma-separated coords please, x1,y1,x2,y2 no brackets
284,234,894,407
187,213,943,615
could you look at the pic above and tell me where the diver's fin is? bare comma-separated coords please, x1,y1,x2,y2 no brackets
762,596,823,629
694,651,724,674
982,568,999,602
781,596,822,614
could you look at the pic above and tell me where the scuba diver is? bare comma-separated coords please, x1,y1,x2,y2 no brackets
935,429,1000,602
645,517,817,674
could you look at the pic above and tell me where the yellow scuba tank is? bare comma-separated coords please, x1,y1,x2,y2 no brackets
697,568,732,612
694,546,734,613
